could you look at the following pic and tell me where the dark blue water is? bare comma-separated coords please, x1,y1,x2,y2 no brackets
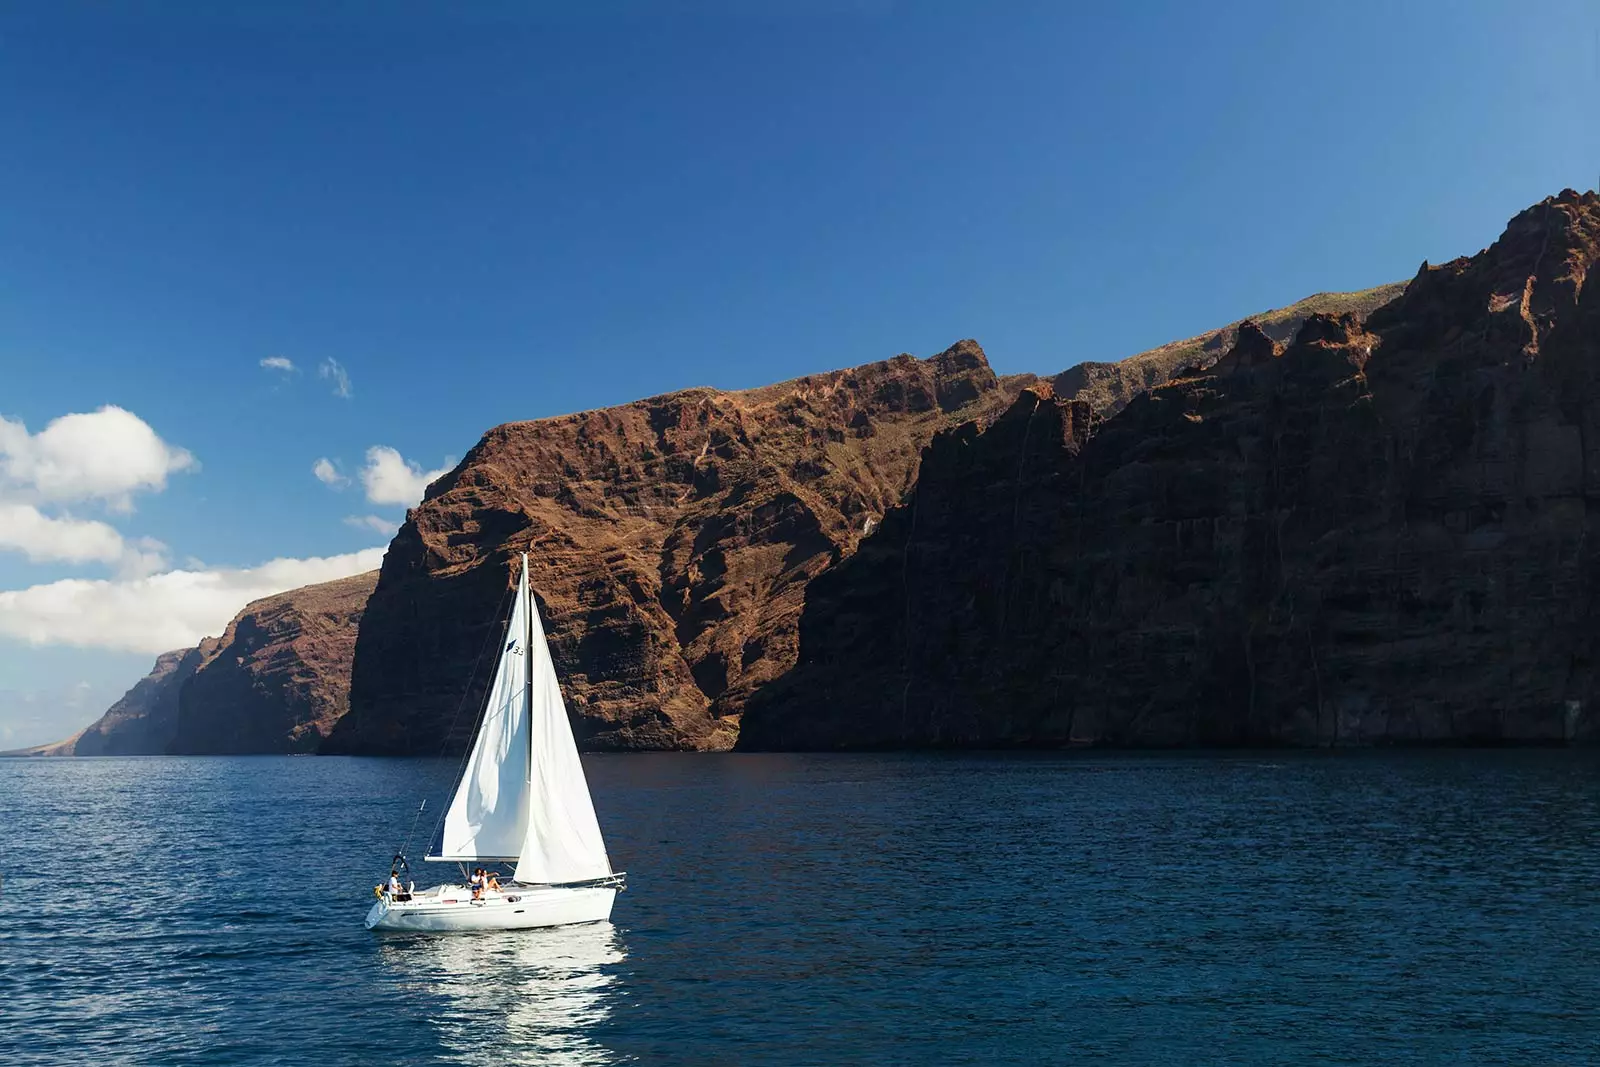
4,752,1599,1065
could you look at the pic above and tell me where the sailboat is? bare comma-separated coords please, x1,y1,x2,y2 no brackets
365,553,625,933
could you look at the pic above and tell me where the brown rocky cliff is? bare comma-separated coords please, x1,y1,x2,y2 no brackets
329,342,1015,754
1209,320,1281,374
167,570,379,754
739,190,1600,749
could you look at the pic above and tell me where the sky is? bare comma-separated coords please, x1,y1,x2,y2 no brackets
1,0,1597,747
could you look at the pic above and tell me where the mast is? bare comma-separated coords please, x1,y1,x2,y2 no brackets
524,552,534,785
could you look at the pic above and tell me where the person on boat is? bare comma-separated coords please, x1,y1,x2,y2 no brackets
485,870,501,893
387,871,410,902
470,867,485,900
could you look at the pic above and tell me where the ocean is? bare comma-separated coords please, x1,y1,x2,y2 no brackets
4,751,1598,1065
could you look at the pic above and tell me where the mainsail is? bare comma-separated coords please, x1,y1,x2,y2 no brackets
430,560,533,862
429,554,613,885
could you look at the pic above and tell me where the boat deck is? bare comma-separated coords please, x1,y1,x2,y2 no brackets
366,878,622,932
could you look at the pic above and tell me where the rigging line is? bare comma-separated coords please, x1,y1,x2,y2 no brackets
422,573,519,851
395,798,428,865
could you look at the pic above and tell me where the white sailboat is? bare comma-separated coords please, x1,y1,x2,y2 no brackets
366,553,624,933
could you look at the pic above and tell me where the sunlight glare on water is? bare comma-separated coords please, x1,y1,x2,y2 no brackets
379,923,625,1066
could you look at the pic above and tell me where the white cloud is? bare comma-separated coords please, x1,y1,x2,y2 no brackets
0,502,126,566
0,406,186,576
319,358,352,399
118,537,171,579
360,445,453,506
259,356,297,373
0,547,387,655
0,504,166,576
312,457,349,488
344,514,399,535
0,406,196,511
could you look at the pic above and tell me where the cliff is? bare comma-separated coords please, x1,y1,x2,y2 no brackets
328,342,1018,754
167,570,379,754
19,571,376,756
739,190,1600,749
1050,283,1406,417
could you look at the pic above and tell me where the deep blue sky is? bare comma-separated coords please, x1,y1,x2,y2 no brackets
2,0,1597,745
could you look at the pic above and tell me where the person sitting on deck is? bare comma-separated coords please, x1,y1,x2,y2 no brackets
470,867,485,900
485,870,501,893
387,872,410,902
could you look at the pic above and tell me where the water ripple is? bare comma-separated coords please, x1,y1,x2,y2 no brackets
3,751,1599,1064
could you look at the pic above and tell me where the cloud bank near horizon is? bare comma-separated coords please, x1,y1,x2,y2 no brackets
0,547,387,655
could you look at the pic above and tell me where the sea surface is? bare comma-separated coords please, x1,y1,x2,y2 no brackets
3,751,1599,1065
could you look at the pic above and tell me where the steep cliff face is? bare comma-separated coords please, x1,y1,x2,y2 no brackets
1050,283,1405,417
18,571,377,756
8,641,218,756
166,571,379,754
331,343,1017,754
740,191,1600,749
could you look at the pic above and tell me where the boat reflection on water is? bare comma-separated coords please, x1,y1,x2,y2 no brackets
377,921,627,1065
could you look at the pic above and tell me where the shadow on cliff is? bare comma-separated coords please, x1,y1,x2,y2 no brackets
739,190,1600,751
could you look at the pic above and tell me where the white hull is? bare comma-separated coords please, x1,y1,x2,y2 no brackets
366,882,616,933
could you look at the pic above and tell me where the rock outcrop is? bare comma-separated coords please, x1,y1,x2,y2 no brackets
329,343,1019,754
167,571,379,754
21,571,377,756
2,735,82,758
1050,283,1405,417
9,641,220,756
739,190,1600,749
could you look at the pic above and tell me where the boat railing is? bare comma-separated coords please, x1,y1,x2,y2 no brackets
506,873,627,891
